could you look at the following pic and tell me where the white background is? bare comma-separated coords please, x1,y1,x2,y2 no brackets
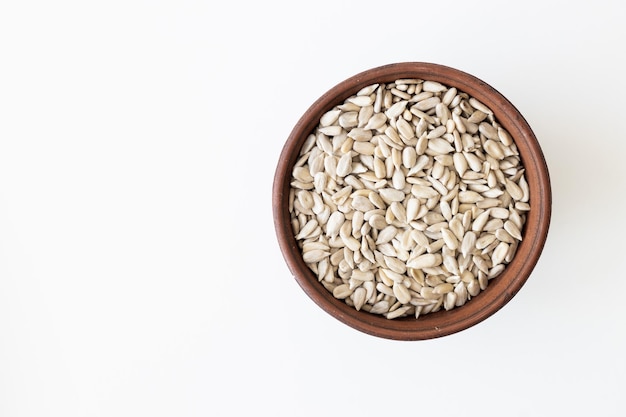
1,1,625,416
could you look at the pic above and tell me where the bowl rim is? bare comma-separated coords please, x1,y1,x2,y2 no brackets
273,62,551,340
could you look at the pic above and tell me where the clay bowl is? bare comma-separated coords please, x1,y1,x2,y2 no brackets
273,62,551,340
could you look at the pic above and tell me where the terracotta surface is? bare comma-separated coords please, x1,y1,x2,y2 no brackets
273,62,551,340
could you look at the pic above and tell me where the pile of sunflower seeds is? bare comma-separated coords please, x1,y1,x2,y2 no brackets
289,79,529,319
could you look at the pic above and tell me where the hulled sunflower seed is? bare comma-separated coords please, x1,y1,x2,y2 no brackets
407,253,442,269
504,220,523,240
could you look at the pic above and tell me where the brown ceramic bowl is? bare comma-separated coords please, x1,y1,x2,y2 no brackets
273,62,551,340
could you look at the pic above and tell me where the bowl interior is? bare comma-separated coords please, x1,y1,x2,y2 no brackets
273,62,551,340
